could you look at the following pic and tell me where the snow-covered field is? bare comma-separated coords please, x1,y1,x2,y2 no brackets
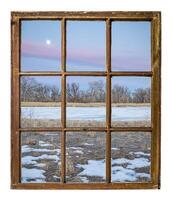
21,137,61,183
21,106,150,121
21,112,151,183
75,156,150,182
22,141,150,183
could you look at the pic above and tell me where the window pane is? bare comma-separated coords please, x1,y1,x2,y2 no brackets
21,20,61,71
66,132,106,182
67,21,105,71
112,22,151,71
66,76,106,127
21,132,61,183
20,76,61,127
111,132,151,182
111,77,151,127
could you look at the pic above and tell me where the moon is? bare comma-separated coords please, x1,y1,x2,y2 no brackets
46,39,51,45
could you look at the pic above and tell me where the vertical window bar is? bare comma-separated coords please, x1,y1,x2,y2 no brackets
151,13,161,187
11,17,20,184
61,18,66,183
106,18,111,183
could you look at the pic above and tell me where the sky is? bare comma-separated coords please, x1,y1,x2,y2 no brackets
66,21,105,71
21,20,61,71
112,21,151,71
21,20,151,90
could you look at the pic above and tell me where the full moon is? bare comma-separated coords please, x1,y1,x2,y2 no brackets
46,39,51,45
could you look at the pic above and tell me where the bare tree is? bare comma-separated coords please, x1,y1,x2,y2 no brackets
33,84,51,102
132,88,150,103
21,77,61,102
21,77,150,104
67,82,81,102
112,84,131,103
87,80,105,102
50,86,61,102
21,77,38,102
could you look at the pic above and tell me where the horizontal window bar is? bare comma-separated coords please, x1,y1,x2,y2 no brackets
110,127,152,132
110,71,152,76
19,72,62,76
19,128,62,132
12,182,157,189
19,71,152,76
12,11,157,20
19,127,152,132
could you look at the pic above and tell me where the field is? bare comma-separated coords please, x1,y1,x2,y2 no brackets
21,102,151,127
21,132,151,183
21,102,150,107
21,102,151,183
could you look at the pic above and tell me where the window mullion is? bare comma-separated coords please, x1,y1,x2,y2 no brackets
106,18,111,183
61,18,66,183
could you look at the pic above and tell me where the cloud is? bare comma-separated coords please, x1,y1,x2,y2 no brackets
21,41,61,60
21,41,150,70
21,41,105,67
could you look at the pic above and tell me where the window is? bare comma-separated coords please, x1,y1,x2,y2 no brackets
11,12,161,189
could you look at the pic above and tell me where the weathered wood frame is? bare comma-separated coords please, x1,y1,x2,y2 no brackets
11,11,161,189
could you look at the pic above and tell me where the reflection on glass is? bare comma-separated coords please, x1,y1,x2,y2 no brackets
67,21,105,71
21,132,61,183
112,22,151,71
111,132,151,182
111,77,151,127
21,20,61,71
20,76,61,128
66,132,106,183
66,76,106,127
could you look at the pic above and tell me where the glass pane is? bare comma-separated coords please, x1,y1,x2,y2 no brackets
112,22,151,71
20,76,61,127
67,21,105,71
21,132,61,183
66,76,106,127
21,20,61,71
111,77,151,127
111,132,151,182
66,132,106,182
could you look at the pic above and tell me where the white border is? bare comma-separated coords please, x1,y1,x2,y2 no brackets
0,0,170,199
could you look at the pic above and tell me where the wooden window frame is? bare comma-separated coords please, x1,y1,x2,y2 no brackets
11,11,161,189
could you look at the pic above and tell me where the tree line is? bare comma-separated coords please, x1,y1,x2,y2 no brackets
21,77,150,103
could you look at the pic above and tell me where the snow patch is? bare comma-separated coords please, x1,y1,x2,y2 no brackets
22,154,60,165
79,176,89,183
22,168,46,183
112,166,137,182
83,143,93,146
76,157,150,182
112,157,150,169
77,160,106,179
131,151,150,156
74,150,84,154
39,141,53,147
69,147,83,150
22,145,60,154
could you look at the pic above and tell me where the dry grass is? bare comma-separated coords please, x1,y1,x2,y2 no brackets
21,131,151,183
21,101,150,107
21,118,150,128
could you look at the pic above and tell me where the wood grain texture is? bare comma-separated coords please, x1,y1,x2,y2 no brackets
11,15,20,185
151,12,161,188
61,19,66,183
106,19,111,183
11,182,159,190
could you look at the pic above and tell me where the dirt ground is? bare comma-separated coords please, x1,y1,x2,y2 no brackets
21,118,151,128
21,131,151,183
